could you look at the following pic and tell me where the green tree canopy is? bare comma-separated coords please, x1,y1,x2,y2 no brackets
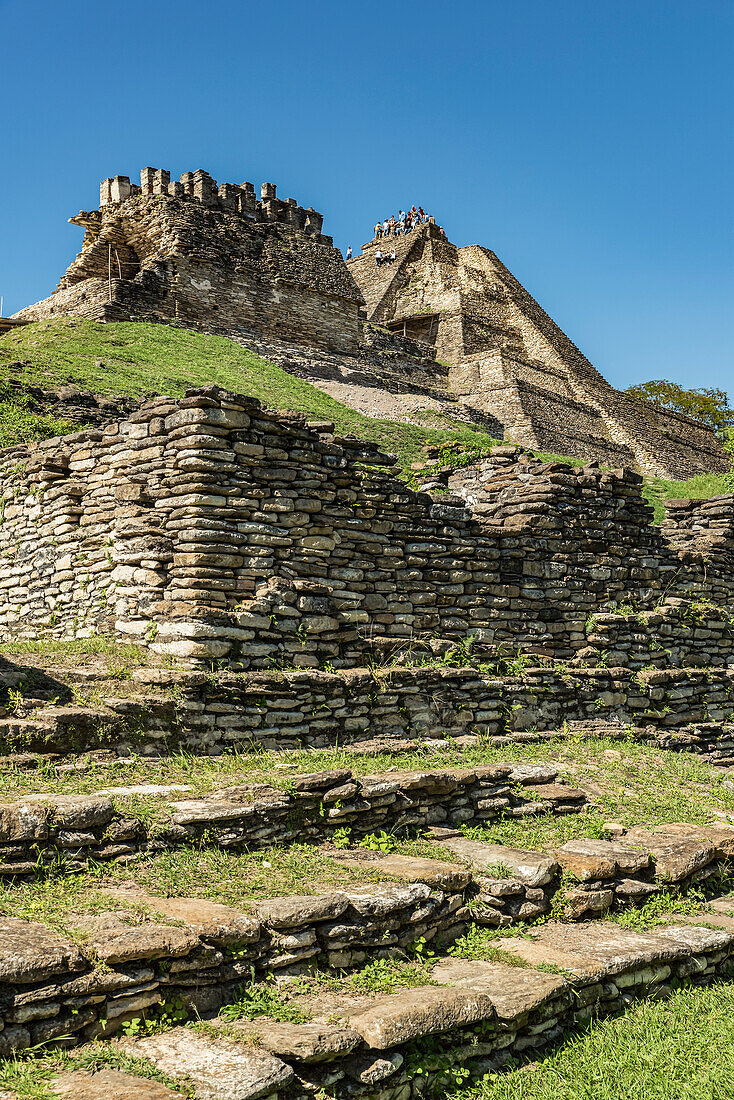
625,380,734,438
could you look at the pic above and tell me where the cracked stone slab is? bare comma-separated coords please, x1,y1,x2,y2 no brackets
345,881,432,916
103,891,260,947
345,985,496,1049
430,957,566,1020
0,917,85,984
507,920,692,978
225,1019,363,1062
52,1068,185,1099
554,838,651,881
68,913,199,964
435,836,558,887
330,849,471,891
255,893,348,929
623,827,716,882
131,1027,294,1100
652,922,734,953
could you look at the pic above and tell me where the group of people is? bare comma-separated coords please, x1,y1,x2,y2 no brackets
374,206,430,239
374,247,397,267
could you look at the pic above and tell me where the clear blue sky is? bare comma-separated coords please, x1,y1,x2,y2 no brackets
1,0,731,393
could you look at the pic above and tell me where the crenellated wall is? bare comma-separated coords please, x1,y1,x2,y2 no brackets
0,386,732,667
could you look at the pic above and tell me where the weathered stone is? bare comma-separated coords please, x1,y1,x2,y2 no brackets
241,1019,362,1062
130,1028,294,1100
437,837,558,887
331,850,471,891
0,918,85,983
69,913,198,964
255,894,348,929
52,1069,185,1099
554,839,651,881
430,957,566,1020
347,986,496,1048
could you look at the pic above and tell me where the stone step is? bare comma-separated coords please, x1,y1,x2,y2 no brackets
53,1068,185,1099
4,660,734,758
0,763,588,878
117,915,734,1098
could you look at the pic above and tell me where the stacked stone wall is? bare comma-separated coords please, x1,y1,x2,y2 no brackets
0,388,732,668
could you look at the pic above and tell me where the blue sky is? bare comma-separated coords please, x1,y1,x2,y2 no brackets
1,0,731,393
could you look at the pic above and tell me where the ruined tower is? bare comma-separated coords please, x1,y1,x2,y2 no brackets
14,168,366,355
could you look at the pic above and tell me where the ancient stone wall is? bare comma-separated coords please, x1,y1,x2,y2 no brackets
0,387,732,670
14,169,365,355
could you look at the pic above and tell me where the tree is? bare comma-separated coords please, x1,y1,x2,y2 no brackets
625,380,734,438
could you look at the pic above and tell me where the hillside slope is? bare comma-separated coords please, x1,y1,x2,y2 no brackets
0,318,730,515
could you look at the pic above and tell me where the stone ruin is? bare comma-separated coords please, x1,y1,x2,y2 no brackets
12,167,731,478
14,168,365,355
347,224,729,478
1,383,732,667
3,173,734,1098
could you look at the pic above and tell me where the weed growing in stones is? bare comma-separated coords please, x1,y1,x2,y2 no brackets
218,973,311,1023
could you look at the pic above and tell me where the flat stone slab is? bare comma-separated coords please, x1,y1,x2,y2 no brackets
69,913,198,964
522,782,587,803
623,827,716,882
345,985,496,1049
330,849,471,891
653,922,734,953
0,917,85,984
230,1019,362,1062
255,893,348,929
509,920,692,978
344,881,432,916
430,957,566,1020
53,1068,185,1099
435,836,558,887
103,890,260,947
131,1028,294,1100
96,784,194,797
554,838,651,880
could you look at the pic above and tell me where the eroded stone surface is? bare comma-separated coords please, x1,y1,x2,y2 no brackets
53,1068,185,1099
69,913,198,964
346,985,496,1048
0,918,84,984
234,1019,362,1062
131,1028,294,1100
330,849,471,891
436,836,558,887
255,894,348,929
554,839,651,880
430,958,566,1020
623,828,716,882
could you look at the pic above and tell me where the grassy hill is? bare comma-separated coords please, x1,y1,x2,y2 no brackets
0,318,731,515
0,318,503,469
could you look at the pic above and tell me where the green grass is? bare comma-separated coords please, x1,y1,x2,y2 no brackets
2,319,731,512
456,982,734,1100
0,1045,192,1100
2,733,734,843
643,470,734,522
0,319,501,469
0,844,389,930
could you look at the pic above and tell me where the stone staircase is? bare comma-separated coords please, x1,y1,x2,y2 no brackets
2,835,734,1096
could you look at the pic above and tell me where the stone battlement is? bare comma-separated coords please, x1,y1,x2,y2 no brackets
14,168,363,354
99,168,326,237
